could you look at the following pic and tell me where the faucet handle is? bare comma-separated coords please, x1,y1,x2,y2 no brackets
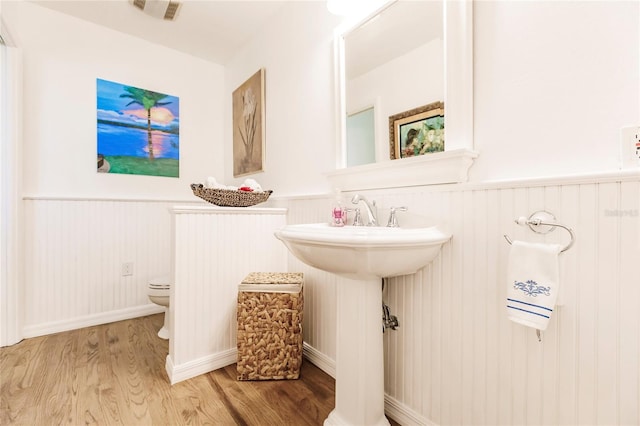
347,207,364,226
387,206,408,228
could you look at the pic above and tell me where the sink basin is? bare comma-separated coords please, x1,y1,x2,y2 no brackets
275,222,451,426
274,223,451,279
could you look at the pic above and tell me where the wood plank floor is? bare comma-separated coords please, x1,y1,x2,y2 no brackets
1,314,399,426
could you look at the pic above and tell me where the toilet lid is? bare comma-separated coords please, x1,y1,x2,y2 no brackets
149,276,171,289
149,283,171,290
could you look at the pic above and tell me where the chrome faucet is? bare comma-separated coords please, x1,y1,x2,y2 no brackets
346,207,364,226
386,206,408,227
351,194,377,226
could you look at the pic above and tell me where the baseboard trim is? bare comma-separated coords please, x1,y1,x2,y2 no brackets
22,304,164,339
303,342,335,378
384,394,437,426
166,343,333,386
167,348,237,385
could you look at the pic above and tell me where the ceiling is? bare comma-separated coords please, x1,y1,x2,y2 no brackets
31,0,289,64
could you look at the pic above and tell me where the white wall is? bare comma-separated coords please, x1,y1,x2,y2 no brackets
228,1,638,191
224,1,342,195
472,0,639,182
3,1,225,200
8,0,637,199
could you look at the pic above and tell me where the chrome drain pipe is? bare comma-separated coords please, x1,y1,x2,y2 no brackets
382,278,399,332
382,303,399,331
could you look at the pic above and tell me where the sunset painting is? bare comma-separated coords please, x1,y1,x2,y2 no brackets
97,78,179,177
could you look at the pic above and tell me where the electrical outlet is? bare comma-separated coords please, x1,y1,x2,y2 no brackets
620,125,640,168
121,262,133,276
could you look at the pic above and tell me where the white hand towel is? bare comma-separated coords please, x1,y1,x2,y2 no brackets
205,177,227,190
242,178,263,192
204,176,217,189
506,240,562,331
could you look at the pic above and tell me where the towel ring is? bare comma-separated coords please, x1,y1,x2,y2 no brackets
503,210,575,253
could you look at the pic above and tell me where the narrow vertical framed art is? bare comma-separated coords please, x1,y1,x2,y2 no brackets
232,69,265,177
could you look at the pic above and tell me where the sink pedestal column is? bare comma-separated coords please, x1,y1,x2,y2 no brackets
324,277,389,426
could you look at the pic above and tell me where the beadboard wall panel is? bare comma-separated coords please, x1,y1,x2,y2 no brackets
171,209,288,360
285,175,639,426
286,197,338,364
21,198,196,337
19,175,639,425
168,207,288,383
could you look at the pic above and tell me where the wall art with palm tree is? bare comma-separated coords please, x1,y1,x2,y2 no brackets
97,78,179,177
232,69,265,177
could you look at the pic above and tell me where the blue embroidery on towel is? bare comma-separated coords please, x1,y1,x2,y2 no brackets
506,305,550,319
507,298,553,312
513,280,551,297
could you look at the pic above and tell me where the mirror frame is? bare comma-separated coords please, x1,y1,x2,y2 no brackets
327,0,477,191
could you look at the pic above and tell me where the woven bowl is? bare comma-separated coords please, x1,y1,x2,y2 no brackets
190,184,272,207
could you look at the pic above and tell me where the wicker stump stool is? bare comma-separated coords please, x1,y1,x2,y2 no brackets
236,272,304,380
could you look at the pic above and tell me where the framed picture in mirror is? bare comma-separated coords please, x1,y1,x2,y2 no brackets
389,101,444,160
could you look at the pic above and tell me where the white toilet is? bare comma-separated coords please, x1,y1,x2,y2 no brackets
148,276,171,339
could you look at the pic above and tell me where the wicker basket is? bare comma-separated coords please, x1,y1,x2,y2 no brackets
190,184,272,207
237,272,304,381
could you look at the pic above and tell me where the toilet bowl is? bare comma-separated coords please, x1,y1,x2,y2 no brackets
148,276,171,339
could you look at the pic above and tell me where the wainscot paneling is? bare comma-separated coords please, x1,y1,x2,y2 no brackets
21,198,199,337
19,172,639,425
284,172,639,426
284,196,339,368
167,206,288,384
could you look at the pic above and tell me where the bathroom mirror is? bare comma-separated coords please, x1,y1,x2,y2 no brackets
345,0,443,165
328,0,477,191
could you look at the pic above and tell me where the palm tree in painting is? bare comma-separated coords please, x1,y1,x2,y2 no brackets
120,87,171,160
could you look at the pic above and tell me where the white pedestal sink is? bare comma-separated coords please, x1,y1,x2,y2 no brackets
275,223,451,426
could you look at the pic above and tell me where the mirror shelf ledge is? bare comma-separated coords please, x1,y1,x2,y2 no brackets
326,148,478,191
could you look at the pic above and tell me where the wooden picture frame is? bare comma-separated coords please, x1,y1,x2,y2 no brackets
389,101,444,160
233,69,265,177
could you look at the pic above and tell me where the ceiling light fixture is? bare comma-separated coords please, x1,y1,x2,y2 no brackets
131,0,181,21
